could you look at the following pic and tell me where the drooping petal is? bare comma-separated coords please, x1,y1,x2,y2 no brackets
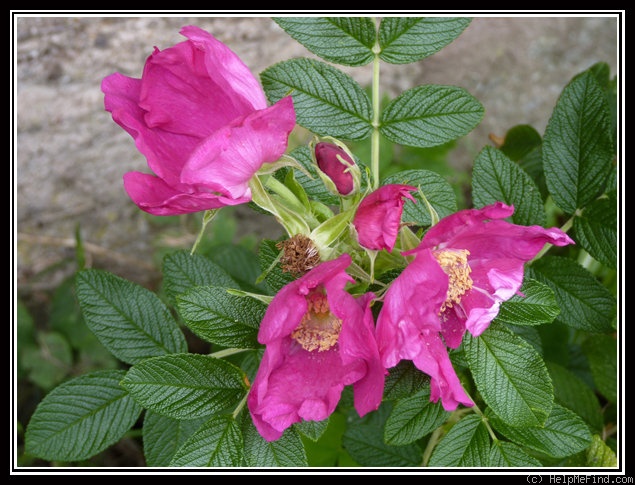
376,248,448,368
376,248,474,411
123,171,248,216
334,292,385,416
410,329,474,411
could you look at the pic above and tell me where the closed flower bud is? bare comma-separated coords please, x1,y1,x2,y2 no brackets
311,138,360,197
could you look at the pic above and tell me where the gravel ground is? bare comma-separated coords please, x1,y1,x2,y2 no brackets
14,14,620,292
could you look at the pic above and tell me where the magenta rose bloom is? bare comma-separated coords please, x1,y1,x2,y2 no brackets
376,202,575,411
248,254,386,441
353,184,417,252
102,25,296,216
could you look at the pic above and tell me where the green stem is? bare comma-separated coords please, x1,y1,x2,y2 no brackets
208,348,249,359
190,209,218,255
232,391,249,419
371,18,382,189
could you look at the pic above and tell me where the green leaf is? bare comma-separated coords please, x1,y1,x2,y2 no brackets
22,331,73,391
261,58,372,140
581,334,617,403
498,124,547,199
176,286,264,349
428,414,490,467
75,269,187,365
573,190,617,269
294,418,329,442
382,169,457,227
499,124,543,162
507,324,543,354
169,415,243,467
142,412,207,467
273,17,376,67
547,361,604,432
258,239,295,295
206,244,269,294
489,441,543,467
464,322,553,427
495,278,560,327
384,389,450,446
383,360,430,401
527,256,615,333
162,250,238,305
380,84,484,148
25,370,142,462
586,434,617,467
243,420,308,467
543,70,613,214
378,17,471,64
121,354,247,420
489,403,592,458
472,146,546,226
342,403,422,467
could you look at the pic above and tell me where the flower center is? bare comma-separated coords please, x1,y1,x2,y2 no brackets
277,234,321,276
291,291,342,352
433,249,473,313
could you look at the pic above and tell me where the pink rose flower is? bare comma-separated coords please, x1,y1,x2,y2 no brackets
376,202,575,411
102,25,296,216
352,184,417,252
248,254,385,441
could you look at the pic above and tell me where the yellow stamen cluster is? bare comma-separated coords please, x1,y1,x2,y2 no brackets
434,249,473,314
291,292,342,352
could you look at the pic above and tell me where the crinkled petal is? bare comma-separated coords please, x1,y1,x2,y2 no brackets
334,292,385,416
248,338,365,441
180,96,296,199
139,26,266,137
410,329,474,411
376,248,448,368
123,171,249,216
102,72,198,184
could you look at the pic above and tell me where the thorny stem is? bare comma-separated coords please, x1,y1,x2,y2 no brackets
371,17,382,190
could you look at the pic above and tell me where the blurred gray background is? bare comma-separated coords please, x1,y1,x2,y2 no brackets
14,14,619,293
